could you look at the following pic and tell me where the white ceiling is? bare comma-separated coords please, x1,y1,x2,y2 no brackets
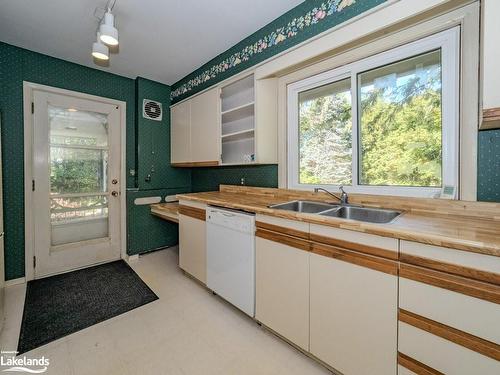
0,0,304,85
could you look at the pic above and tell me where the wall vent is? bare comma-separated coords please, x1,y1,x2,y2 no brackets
142,99,163,121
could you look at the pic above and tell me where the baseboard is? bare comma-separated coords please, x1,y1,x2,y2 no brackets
5,277,26,287
127,255,140,263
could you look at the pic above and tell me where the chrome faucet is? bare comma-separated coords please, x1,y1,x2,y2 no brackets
314,186,349,205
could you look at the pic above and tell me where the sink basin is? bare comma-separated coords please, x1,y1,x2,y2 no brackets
269,200,338,214
320,206,401,224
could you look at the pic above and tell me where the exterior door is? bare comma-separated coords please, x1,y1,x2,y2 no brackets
32,91,121,277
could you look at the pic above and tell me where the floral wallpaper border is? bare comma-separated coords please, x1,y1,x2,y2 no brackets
171,0,385,103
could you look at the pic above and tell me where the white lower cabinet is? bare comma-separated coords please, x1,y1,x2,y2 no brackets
255,237,310,351
309,252,398,375
179,213,206,284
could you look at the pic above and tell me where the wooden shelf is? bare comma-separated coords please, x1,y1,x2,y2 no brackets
221,129,255,142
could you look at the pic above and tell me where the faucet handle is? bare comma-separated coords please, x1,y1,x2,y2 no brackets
339,185,345,193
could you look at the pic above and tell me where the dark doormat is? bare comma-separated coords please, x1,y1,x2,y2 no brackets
17,260,158,354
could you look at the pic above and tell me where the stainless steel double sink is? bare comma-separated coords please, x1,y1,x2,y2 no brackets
268,200,401,224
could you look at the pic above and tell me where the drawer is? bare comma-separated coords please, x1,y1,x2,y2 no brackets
310,224,398,259
400,276,500,343
400,240,500,285
256,214,309,238
398,321,500,375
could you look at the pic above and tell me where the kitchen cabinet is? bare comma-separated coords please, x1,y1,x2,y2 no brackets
170,100,191,164
178,201,207,283
171,88,219,166
309,248,398,375
220,74,277,165
481,0,500,129
171,72,277,166
398,240,500,374
255,217,310,351
190,88,220,163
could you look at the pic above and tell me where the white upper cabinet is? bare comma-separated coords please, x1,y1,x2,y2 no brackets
190,88,220,164
170,100,191,164
170,71,278,166
171,88,219,166
220,74,278,165
481,0,500,129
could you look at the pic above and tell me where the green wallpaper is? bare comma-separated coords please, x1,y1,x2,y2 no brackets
126,188,187,255
0,42,136,280
136,77,191,190
478,129,500,202
171,0,387,103
191,165,278,192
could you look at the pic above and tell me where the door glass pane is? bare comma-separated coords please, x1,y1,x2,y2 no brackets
50,147,108,194
358,49,442,187
48,105,109,246
298,78,352,185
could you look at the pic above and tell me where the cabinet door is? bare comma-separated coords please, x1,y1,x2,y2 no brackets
179,214,206,283
482,0,500,128
255,236,309,350
171,100,191,164
191,88,220,163
310,252,398,375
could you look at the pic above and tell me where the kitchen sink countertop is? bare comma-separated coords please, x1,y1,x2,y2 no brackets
176,185,500,257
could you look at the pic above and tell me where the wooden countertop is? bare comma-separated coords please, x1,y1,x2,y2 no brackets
176,186,500,257
151,202,179,223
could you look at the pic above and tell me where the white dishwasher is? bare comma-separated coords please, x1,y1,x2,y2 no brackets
206,206,255,317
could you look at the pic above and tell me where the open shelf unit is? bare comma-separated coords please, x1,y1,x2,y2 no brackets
220,74,255,164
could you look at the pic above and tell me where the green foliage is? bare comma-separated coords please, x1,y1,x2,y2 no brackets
299,59,442,187
50,148,107,194
299,88,352,185
360,75,442,187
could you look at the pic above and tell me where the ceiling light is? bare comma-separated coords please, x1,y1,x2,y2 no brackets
67,108,78,112
99,11,119,46
92,33,109,60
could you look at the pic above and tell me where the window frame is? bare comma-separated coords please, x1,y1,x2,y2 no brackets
287,27,460,197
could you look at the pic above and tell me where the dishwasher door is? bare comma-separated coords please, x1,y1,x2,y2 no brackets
206,207,255,317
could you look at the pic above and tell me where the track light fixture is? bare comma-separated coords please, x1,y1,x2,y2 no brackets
92,32,109,60
91,1,119,63
99,11,119,46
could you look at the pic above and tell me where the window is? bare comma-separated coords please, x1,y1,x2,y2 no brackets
287,28,459,197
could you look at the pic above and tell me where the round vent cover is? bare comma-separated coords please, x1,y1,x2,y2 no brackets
143,99,163,121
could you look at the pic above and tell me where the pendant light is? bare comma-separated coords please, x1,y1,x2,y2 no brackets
99,10,119,46
92,32,109,60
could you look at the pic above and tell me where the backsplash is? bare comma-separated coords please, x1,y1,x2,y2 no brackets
191,165,278,192
478,129,500,202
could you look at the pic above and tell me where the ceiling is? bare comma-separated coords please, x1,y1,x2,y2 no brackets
0,0,303,85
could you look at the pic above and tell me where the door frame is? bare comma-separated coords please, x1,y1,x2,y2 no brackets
23,82,127,281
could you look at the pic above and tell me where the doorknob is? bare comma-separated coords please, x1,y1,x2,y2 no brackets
111,191,119,197
112,179,118,185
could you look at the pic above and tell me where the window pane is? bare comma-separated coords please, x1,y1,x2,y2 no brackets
298,78,352,185
50,147,108,194
48,105,110,246
358,50,442,187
